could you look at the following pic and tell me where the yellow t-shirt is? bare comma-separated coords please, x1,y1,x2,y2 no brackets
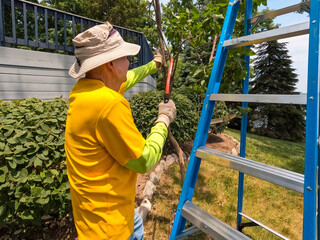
65,78,146,240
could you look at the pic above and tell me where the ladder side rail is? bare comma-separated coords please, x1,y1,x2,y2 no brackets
303,0,320,239
237,0,252,230
169,0,241,238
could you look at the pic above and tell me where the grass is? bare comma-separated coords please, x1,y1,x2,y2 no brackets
143,128,305,240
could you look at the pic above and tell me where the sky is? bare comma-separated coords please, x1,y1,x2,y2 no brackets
160,0,310,93
259,1,309,93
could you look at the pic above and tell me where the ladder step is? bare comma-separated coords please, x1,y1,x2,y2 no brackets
249,1,310,24
210,94,307,104
181,201,251,240
223,22,309,48
175,226,202,240
196,146,304,193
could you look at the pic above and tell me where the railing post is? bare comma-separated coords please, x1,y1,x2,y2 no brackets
23,2,27,45
45,9,48,48
11,0,16,44
54,11,58,48
63,13,67,51
34,6,38,47
137,34,142,67
0,0,4,46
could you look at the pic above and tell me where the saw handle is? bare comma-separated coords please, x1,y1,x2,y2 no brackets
164,58,174,103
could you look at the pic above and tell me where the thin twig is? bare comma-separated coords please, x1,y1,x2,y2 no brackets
209,34,218,63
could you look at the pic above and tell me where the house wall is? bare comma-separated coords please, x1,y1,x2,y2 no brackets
0,47,156,101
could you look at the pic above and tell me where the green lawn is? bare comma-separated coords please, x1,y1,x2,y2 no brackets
143,129,305,240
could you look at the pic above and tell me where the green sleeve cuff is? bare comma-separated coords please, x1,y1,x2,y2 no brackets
125,61,157,91
124,123,168,173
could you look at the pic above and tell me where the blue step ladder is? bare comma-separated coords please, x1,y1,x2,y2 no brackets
170,0,319,239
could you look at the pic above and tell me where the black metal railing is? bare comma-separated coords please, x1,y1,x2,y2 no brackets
0,0,153,68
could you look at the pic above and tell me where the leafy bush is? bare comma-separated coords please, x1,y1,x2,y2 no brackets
130,90,198,143
174,85,231,134
0,98,70,236
174,85,206,117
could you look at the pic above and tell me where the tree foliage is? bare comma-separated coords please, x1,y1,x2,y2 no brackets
161,0,256,94
249,40,306,141
40,0,158,49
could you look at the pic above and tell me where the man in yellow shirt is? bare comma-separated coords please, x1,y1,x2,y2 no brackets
65,22,176,240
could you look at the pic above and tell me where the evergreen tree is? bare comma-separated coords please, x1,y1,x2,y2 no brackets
249,40,306,142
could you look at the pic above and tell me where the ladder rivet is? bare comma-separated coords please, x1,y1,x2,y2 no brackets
178,208,181,211
306,187,312,191
204,225,208,229
310,96,314,100
220,42,222,44
312,20,317,24
193,150,195,153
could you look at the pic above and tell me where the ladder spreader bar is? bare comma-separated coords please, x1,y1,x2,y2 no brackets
210,94,307,104
249,1,310,24
223,22,309,48
181,201,251,240
175,226,202,240
196,146,304,193
239,212,290,240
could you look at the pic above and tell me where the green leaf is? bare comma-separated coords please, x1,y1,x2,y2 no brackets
21,210,34,220
44,176,54,184
36,129,47,135
0,142,5,151
34,175,42,182
31,187,42,197
0,182,9,190
33,157,42,168
2,145,12,155
41,124,50,131
8,160,17,169
3,119,16,124
20,168,28,178
14,201,20,211
0,173,5,183
7,138,16,144
36,198,49,205
4,129,14,137
51,189,60,195
50,169,59,176
0,205,7,217
15,189,23,199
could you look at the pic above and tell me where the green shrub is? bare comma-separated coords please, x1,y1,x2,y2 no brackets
129,90,198,143
174,85,206,117
0,98,70,236
174,85,231,134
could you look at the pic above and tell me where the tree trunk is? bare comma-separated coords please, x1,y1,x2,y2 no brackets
152,0,186,184
168,130,186,182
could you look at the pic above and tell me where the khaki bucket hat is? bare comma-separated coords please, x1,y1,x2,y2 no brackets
69,22,141,79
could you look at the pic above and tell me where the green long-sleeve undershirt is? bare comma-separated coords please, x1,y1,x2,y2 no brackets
125,123,168,173
126,61,157,91
123,61,168,173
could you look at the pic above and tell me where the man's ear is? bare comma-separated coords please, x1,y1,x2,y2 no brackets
106,61,114,70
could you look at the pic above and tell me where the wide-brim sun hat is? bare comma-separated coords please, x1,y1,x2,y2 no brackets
69,22,141,79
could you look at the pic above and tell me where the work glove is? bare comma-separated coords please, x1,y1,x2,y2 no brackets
155,100,177,128
153,49,162,68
